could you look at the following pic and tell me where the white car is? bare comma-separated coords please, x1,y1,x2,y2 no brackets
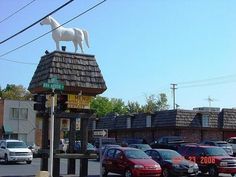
226,137,236,155
0,139,33,164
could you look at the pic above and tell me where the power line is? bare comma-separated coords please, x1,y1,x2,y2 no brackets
0,57,37,65
178,79,236,89
0,0,36,24
177,74,236,85
0,0,107,60
0,0,74,45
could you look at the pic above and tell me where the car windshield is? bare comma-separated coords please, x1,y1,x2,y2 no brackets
7,141,27,148
159,150,182,160
124,149,150,159
204,147,228,156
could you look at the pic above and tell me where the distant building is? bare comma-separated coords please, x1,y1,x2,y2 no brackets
193,107,221,112
0,99,37,145
90,108,236,143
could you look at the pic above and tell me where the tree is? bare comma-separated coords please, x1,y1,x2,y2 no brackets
126,101,142,114
90,96,128,117
110,98,128,115
142,93,169,113
1,84,32,100
156,93,169,110
90,96,112,117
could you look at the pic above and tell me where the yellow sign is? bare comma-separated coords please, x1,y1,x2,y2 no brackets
67,94,92,109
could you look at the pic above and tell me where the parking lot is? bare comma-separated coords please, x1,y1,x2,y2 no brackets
0,158,235,177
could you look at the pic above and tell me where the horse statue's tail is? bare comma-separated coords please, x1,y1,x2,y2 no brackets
82,30,89,48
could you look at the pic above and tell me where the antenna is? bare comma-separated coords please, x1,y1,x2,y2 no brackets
205,96,217,107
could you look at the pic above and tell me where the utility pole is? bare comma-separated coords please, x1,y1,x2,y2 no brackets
171,84,177,110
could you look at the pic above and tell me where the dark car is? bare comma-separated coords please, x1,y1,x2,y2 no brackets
119,138,147,147
145,149,199,177
74,141,96,153
201,140,233,156
150,136,187,150
178,144,236,177
128,144,152,151
102,146,162,177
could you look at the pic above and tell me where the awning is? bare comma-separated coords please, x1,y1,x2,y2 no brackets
2,125,13,134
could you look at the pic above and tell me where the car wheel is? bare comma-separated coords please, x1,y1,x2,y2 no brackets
4,154,8,164
124,169,133,177
162,168,170,177
208,166,218,177
26,160,32,164
102,166,108,177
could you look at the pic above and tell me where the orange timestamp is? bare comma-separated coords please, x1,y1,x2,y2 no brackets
188,156,216,164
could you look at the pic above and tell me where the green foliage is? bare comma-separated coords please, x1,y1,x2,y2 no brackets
90,96,127,117
91,93,169,118
142,93,169,113
127,101,142,114
1,84,32,100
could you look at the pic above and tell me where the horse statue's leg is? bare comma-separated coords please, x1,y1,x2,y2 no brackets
74,40,83,53
55,40,60,51
73,41,78,53
78,42,84,53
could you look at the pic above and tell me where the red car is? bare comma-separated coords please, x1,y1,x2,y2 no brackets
102,146,162,177
178,144,236,177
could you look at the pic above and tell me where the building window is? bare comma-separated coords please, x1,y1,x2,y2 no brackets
127,117,131,128
10,108,19,119
202,115,209,127
10,108,28,120
146,115,151,127
20,108,28,120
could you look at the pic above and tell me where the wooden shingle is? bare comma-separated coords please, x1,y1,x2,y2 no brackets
28,51,107,95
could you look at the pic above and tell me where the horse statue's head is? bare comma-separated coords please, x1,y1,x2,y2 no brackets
40,16,51,26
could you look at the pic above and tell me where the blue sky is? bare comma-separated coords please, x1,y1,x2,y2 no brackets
1,0,236,110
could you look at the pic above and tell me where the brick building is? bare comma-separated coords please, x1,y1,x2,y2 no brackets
90,108,236,143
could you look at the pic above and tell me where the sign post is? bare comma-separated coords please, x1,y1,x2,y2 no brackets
92,129,108,177
43,77,64,177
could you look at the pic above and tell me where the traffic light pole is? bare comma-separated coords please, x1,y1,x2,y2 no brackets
50,89,55,177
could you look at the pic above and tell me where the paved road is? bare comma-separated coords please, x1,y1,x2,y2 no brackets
0,158,235,177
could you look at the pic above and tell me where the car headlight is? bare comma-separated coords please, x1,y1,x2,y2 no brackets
154,164,161,168
220,161,228,167
28,152,33,156
9,151,16,156
134,164,144,169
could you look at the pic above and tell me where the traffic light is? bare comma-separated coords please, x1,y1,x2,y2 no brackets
33,94,46,111
57,94,67,111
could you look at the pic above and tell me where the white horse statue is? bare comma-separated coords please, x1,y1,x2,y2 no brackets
40,16,89,53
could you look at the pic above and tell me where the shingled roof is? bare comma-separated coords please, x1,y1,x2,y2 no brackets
28,51,107,95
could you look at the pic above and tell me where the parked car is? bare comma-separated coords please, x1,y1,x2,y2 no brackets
98,144,121,160
201,140,233,156
145,149,199,177
74,141,96,153
119,138,147,146
27,143,40,157
226,137,236,155
59,138,69,153
150,136,187,150
0,139,33,164
102,146,162,177
128,144,152,151
178,144,236,177
94,138,118,161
